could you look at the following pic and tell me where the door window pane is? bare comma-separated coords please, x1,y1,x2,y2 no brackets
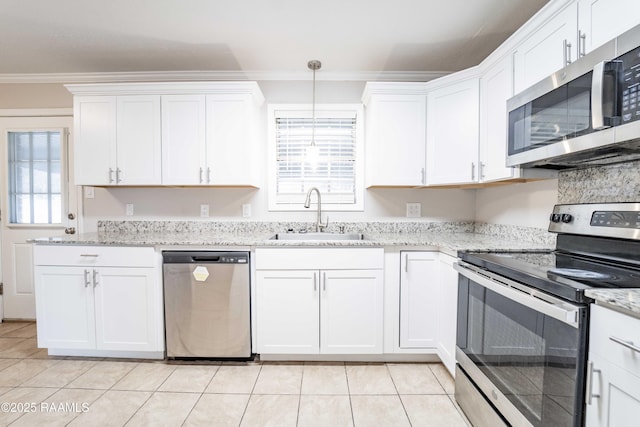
8,131,63,224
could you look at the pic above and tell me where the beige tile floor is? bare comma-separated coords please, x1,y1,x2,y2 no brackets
0,321,471,426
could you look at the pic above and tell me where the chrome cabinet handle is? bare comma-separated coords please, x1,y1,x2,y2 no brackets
199,167,203,184
579,30,587,57
108,168,115,184
83,269,91,287
116,168,122,184
313,272,317,291
206,167,211,183
404,253,409,273
92,269,99,286
471,162,476,180
480,162,486,180
563,39,572,66
586,361,601,404
420,167,425,185
322,272,326,291
80,254,99,257
609,336,640,353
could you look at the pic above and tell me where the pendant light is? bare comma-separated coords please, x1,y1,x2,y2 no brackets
306,60,321,166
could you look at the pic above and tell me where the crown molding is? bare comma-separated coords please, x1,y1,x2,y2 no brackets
0,70,451,84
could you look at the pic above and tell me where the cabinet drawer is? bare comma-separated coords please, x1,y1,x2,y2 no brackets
255,248,383,270
34,245,157,268
590,304,640,375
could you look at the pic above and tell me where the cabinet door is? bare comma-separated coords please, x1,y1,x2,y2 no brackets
586,355,640,427
479,56,517,182
161,95,206,185
513,3,577,94
116,96,162,185
321,269,383,354
34,266,95,349
74,96,116,185
256,270,319,354
399,252,439,349
206,94,259,186
578,0,640,56
437,254,458,376
426,78,480,185
365,95,426,186
93,267,161,352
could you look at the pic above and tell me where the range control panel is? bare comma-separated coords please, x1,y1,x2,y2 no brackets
590,211,640,228
549,203,640,240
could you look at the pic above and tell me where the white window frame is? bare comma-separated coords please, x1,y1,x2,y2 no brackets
267,104,364,212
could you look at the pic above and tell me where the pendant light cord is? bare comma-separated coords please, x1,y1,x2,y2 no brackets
308,60,321,148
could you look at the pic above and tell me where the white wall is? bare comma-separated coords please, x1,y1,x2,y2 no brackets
474,179,558,229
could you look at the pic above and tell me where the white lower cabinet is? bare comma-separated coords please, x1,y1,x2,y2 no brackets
399,252,439,349
255,248,384,355
437,254,458,376
398,251,458,374
586,304,640,426
34,245,163,357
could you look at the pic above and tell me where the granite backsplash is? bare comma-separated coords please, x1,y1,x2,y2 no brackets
557,159,640,204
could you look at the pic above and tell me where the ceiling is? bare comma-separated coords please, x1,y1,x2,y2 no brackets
0,0,549,81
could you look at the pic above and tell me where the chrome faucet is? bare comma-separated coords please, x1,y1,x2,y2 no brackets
304,187,328,232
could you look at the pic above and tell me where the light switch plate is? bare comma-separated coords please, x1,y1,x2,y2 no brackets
406,202,421,218
125,203,134,216
200,204,210,218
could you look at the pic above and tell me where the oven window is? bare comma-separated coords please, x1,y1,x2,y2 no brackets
457,276,585,426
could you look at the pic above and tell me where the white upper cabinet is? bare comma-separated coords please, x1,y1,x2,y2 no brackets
73,96,117,186
577,0,640,56
67,82,264,187
73,95,161,186
426,75,480,185
161,95,207,185
206,94,261,186
513,2,578,94
362,83,427,187
116,96,162,185
479,55,517,182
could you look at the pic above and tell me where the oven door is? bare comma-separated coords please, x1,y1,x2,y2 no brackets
454,262,588,427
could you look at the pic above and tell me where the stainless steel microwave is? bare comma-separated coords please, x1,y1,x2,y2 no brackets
507,24,640,169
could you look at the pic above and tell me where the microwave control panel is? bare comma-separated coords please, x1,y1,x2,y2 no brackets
620,46,640,124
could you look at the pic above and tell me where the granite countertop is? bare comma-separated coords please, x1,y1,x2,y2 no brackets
585,289,640,318
32,229,552,257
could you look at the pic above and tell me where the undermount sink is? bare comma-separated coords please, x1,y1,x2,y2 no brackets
270,232,365,241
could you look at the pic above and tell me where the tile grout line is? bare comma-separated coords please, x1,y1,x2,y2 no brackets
344,363,356,427
385,363,414,426
178,363,221,425
236,362,262,426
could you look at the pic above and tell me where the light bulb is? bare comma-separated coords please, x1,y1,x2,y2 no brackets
306,143,319,168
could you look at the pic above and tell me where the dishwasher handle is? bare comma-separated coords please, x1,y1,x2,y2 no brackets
191,256,221,262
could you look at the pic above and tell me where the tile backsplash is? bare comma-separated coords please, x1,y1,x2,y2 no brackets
557,160,640,204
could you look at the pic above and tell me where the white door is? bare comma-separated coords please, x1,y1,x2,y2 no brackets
0,113,79,320
321,269,383,354
256,270,319,354
161,95,206,185
33,266,95,349
399,252,439,349
437,254,459,376
116,96,162,185
94,267,159,351
426,78,480,185
578,0,640,55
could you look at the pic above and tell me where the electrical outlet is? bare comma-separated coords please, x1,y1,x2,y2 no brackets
406,202,421,218
242,203,252,218
125,203,134,216
200,204,210,218
84,186,95,199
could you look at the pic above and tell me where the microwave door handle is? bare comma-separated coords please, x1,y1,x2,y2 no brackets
591,61,618,131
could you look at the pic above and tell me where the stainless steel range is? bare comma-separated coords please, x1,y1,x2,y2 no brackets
454,203,640,427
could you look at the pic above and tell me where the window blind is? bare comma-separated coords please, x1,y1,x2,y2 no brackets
275,115,357,205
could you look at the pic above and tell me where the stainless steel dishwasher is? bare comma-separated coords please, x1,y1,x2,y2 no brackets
162,251,251,359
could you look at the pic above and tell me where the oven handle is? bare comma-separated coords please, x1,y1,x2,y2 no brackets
454,262,581,328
